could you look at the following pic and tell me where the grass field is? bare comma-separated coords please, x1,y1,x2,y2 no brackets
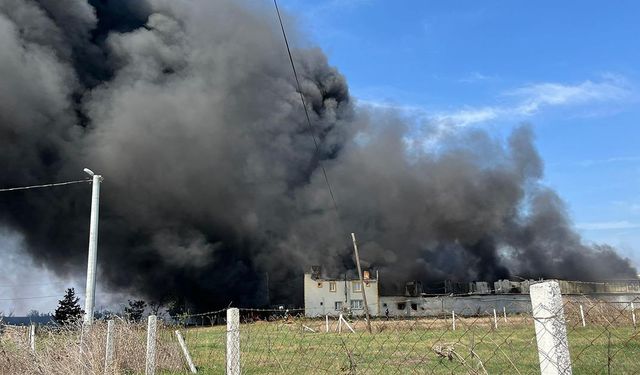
174,316,640,374
2,314,638,374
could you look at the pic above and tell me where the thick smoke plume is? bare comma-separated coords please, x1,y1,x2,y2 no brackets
0,0,636,309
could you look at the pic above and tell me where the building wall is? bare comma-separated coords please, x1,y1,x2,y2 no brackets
380,293,640,317
304,273,380,317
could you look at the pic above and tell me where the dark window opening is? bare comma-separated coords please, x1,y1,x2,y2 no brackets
411,303,418,311
397,303,406,310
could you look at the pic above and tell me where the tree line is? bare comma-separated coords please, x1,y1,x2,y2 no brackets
52,288,189,325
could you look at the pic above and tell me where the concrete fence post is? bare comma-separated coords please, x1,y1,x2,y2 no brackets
175,330,197,374
631,302,637,328
29,324,35,353
493,308,498,329
579,305,586,327
452,310,456,331
145,315,157,375
530,281,572,375
104,320,115,374
226,308,240,375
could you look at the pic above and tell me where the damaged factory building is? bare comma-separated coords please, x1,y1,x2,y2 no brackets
304,266,640,318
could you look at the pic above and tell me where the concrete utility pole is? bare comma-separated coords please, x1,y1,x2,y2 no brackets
351,233,372,334
83,168,103,325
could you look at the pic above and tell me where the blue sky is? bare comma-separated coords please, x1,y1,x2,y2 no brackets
280,0,640,266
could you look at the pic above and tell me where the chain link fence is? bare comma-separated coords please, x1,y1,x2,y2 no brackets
1,281,638,374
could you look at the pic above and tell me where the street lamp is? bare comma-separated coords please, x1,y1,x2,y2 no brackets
83,168,103,325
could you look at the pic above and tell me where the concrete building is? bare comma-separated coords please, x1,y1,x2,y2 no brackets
304,267,640,318
303,267,379,317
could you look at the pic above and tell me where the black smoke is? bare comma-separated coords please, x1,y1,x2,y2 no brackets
0,0,636,310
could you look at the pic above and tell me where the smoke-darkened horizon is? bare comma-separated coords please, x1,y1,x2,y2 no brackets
0,0,636,310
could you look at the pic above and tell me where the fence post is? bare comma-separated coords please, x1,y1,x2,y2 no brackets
145,315,157,375
226,308,240,375
29,324,35,353
503,306,507,323
175,330,197,374
452,310,456,331
493,308,498,329
631,302,636,328
104,320,115,374
530,280,572,375
579,305,586,327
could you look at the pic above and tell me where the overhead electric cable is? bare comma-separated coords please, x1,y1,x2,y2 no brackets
273,0,340,213
0,282,68,288
0,179,91,193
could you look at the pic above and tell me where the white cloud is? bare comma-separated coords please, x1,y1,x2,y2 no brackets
577,156,640,167
432,106,501,127
359,76,634,130
576,221,640,231
506,78,631,115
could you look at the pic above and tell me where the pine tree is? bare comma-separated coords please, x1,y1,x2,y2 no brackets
54,288,83,325
124,299,146,322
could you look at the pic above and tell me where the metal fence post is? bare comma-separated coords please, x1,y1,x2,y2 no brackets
104,320,115,374
227,308,240,375
530,280,572,375
145,315,157,375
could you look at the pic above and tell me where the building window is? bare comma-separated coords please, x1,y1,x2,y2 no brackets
411,303,418,311
317,282,323,288
397,303,406,310
335,301,343,311
383,303,388,307
352,281,362,293
351,300,363,310
329,281,337,292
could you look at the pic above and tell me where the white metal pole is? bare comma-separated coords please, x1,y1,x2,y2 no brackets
325,315,329,333
579,305,586,327
503,306,507,323
83,172,102,324
632,302,637,328
226,308,240,375
530,281,572,375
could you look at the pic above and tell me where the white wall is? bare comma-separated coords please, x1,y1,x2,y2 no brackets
304,273,379,317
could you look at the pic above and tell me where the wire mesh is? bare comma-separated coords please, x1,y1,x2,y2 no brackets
1,296,639,374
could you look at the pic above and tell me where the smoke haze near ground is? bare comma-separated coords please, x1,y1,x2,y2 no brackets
0,0,636,309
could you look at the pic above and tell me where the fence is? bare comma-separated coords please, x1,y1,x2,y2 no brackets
1,281,638,374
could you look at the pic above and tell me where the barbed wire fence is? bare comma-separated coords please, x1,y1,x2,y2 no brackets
1,280,639,374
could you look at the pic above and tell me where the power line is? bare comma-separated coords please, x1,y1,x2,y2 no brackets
0,295,61,301
0,179,91,193
0,282,68,289
273,0,340,214
0,291,120,301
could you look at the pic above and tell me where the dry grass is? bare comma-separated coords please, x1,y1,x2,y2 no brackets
0,320,186,375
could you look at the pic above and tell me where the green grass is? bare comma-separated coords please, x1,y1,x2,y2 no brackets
171,318,640,374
